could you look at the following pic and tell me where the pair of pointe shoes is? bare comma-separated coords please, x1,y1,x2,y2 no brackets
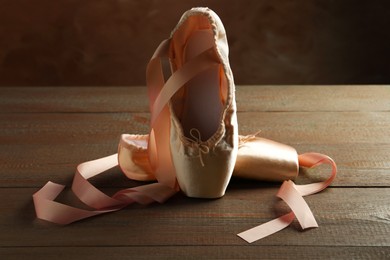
119,7,299,199
33,8,336,242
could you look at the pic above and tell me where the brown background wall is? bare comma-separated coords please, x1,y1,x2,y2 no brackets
0,0,389,86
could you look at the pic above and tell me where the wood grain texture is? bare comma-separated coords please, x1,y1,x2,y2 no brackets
1,85,389,112
1,188,389,247
0,85,389,259
1,246,390,260
1,111,389,187
1,112,389,145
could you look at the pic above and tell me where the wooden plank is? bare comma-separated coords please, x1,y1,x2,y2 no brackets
1,112,389,146
1,246,389,260
237,85,390,112
0,187,389,247
1,85,389,113
0,87,148,113
0,113,149,145
238,111,390,146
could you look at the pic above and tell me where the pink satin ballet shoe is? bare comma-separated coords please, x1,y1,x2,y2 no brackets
147,7,238,198
234,135,299,181
168,8,238,198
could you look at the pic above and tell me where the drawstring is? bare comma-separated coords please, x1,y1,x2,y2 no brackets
238,130,262,147
184,128,210,167
186,129,262,166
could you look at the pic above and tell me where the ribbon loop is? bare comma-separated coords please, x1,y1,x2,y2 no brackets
32,153,178,225
238,152,337,243
276,180,318,229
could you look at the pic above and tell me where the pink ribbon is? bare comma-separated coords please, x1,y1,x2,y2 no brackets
33,154,177,225
237,153,337,243
33,38,218,225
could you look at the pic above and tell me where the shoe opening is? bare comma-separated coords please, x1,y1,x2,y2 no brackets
170,14,228,142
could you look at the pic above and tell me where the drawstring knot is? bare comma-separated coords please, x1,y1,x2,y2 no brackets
184,128,210,167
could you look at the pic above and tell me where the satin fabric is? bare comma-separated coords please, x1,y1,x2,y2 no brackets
168,9,238,198
119,134,300,183
235,136,299,181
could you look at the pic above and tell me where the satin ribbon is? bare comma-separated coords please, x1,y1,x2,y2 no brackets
237,152,337,243
32,37,337,243
33,38,217,224
33,154,177,225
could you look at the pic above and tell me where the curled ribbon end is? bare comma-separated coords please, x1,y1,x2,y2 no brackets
238,152,337,243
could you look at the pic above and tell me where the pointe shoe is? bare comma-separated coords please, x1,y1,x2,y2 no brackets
168,8,238,198
234,135,299,182
135,8,296,197
145,7,238,198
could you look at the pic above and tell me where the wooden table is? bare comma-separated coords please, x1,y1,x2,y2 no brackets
1,85,389,259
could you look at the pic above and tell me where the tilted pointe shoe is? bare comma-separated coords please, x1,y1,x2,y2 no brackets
147,7,238,198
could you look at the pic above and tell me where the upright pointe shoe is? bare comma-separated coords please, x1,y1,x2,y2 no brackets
168,8,238,198
146,7,238,198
